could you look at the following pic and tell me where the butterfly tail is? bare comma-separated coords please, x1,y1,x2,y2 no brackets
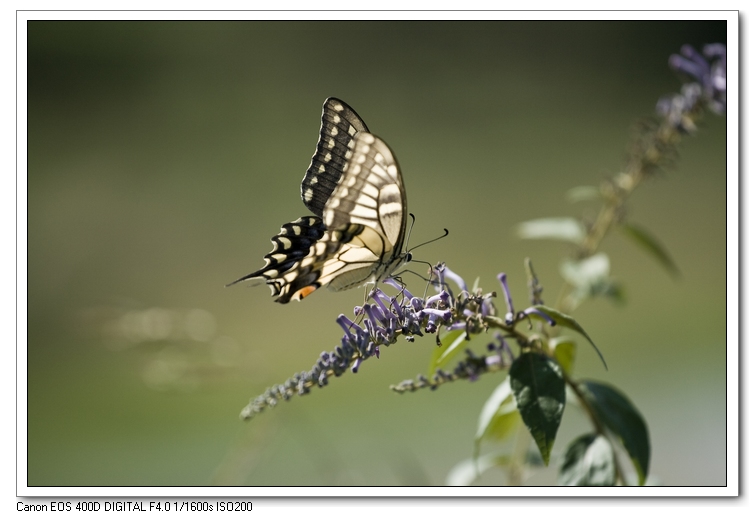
227,216,328,303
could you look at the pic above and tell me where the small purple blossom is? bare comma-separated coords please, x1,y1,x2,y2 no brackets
442,265,468,293
497,273,515,324
383,277,414,299
426,290,450,307
421,308,452,320
431,263,468,295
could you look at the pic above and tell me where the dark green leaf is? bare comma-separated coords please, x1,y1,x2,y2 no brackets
517,218,586,244
621,223,680,278
559,433,616,486
509,353,565,466
531,305,607,370
427,330,466,377
579,380,651,486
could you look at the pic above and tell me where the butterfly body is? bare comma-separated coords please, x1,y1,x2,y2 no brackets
229,98,409,303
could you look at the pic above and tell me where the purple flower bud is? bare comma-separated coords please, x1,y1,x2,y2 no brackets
703,43,726,59
364,304,383,328
681,44,709,71
370,290,397,321
383,278,414,299
363,317,375,336
421,308,452,320
497,273,515,315
426,290,450,307
337,314,357,335
443,266,468,293
669,53,705,83
387,318,397,335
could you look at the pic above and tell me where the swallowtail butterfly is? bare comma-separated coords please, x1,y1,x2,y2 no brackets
228,98,410,303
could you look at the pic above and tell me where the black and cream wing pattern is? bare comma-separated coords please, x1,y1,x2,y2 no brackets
228,98,409,303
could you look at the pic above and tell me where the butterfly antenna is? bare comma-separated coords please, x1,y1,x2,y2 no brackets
393,266,454,297
408,228,450,253
404,213,417,253
393,268,432,283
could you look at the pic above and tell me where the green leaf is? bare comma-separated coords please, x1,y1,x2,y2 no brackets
517,218,586,244
530,305,607,370
509,353,565,466
621,223,680,278
549,337,577,376
475,377,520,447
559,433,616,486
445,453,510,486
579,380,651,486
566,186,601,203
427,330,466,377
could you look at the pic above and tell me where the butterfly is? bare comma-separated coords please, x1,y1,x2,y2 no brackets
228,97,410,303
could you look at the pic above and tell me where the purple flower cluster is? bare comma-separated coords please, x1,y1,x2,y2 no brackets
239,264,562,419
240,264,522,420
657,43,726,131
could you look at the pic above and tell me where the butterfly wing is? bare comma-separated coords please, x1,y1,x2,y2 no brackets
301,97,369,218
229,99,408,303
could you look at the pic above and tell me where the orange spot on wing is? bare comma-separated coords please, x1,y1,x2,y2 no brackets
293,285,318,301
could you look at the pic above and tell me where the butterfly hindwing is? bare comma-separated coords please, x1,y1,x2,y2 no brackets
226,216,326,288
227,216,368,303
301,98,369,218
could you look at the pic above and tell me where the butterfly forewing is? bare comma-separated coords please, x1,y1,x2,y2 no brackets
301,98,369,218
323,132,406,247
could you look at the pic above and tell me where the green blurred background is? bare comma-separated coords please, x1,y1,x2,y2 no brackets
27,20,727,487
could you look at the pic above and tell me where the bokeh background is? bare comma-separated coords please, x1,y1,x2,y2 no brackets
27,20,727,487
